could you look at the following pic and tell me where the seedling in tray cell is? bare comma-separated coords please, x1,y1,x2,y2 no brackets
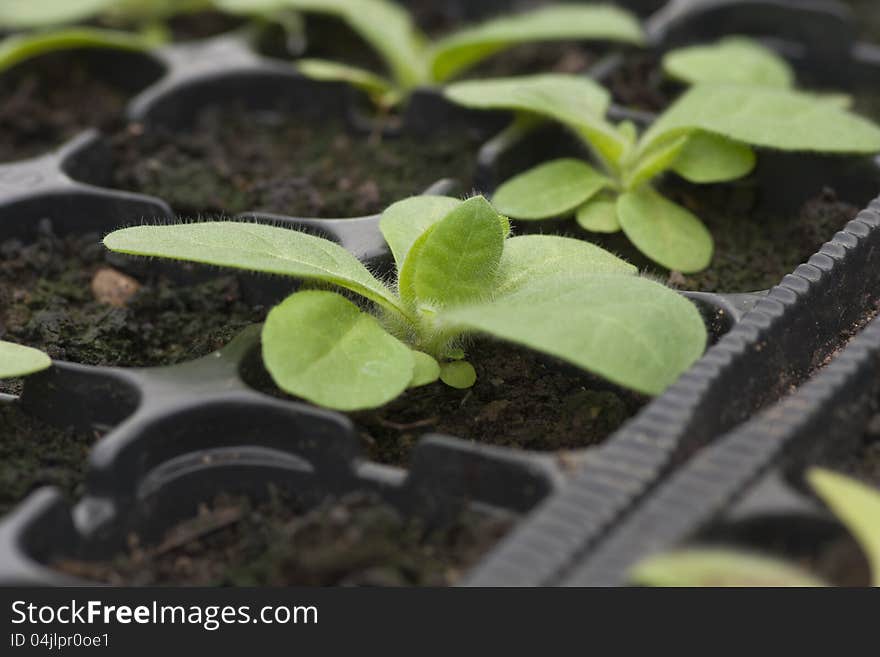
0,0,296,72
103,195,706,411
629,468,880,587
445,74,880,273
661,35,853,105
281,0,644,109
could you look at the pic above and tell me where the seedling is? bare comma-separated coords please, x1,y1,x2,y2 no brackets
446,74,880,273
0,341,51,379
663,36,796,89
104,195,706,411
630,468,880,587
0,0,277,30
662,35,852,105
271,0,644,109
0,0,292,73
0,27,159,73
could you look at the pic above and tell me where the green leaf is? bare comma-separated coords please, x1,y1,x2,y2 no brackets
281,0,427,89
816,92,853,109
630,549,826,587
625,134,689,189
576,196,621,233
399,196,506,309
440,361,476,389
808,468,880,586
261,291,413,411
429,4,644,82
104,222,409,319
110,0,215,22
0,341,52,379
495,234,635,297
662,37,795,88
444,74,626,166
215,0,287,12
0,0,117,28
296,59,400,106
444,73,610,126
617,187,713,273
0,27,156,73
441,273,706,396
409,351,440,388
672,131,756,184
641,84,880,155
493,159,611,220
379,195,463,271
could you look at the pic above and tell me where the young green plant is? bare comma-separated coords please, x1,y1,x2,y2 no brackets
0,0,279,29
663,36,796,89
630,468,880,587
104,195,706,411
0,341,51,379
264,0,644,109
662,35,852,105
0,0,293,72
445,74,880,273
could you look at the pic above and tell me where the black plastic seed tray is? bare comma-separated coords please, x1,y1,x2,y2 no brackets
559,216,880,585
1,0,880,586
466,0,880,586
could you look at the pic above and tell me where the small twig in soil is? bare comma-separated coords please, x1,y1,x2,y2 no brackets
153,505,243,556
377,416,439,431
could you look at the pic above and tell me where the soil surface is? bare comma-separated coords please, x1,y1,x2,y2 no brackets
583,186,861,294
0,401,96,516
53,490,513,586
0,221,267,394
0,53,131,163
801,414,880,585
723,409,880,587
163,11,247,41
106,107,480,218
244,340,645,467
462,42,600,79
602,52,674,114
842,0,880,42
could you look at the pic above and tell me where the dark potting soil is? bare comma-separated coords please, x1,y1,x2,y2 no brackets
461,42,600,79
801,535,871,587
750,410,880,587
96,10,245,41
842,0,880,43
106,107,480,218
673,186,861,293
243,339,645,467
0,401,96,516
0,221,267,395
261,14,387,70
0,53,131,163
163,11,247,41
602,52,674,114
580,186,861,294
729,529,872,586
53,490,513,586
803,415,880,585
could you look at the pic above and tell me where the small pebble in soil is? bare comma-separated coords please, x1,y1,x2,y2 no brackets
0,221,267,395
90,267,141,307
